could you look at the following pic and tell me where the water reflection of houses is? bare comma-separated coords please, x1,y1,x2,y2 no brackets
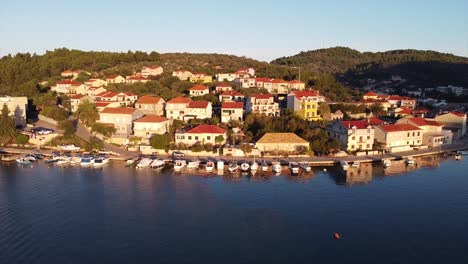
344,163,373,185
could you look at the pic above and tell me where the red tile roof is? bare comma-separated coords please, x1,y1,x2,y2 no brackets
188,101,210,108
289,80,304,84
396,107,412,115
136,95,163,104
189,84,208,91
255,78,271,82
186,124,226,134
217,83,232,87
364,91,378,96
105,74,121,79
450,111,466,117
220,90,244,96
408,117,443,127
368,117,385,125
134,115,168,123
222,102,243,109
341,120,373,130
251,94,273,100
378,124,420,132
271,79,289,84
71,94,86,100
95,102,111,107
100,107,137,115
166,96,191,104
292,90,320,98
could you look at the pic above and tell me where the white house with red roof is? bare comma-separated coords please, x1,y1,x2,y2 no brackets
95,91,138,107
105,75,126,84
434,112,467,138
235,76,256,88
165,96,191,120
188,84,209,97
133,115,172,138
397,117,453,147
141,66,163,77
85,78,108,87
172,70,193,81
245,94,280,117
374,124,423,152
51,80,82,94
236,68,255,77
219,90,245,102
70,94,94,113
126,75,150,84
98,107,144,137
255,78,271,88
85,86,108,97
215,83,233,93
289,80,306,90
328,118,384,152
175,124,227,146
221,102,244,123
135,95,165,115
185,101,212,120
216,73,236,82
95,101,122,112
189,73,213,83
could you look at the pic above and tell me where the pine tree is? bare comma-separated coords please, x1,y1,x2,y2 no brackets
0,104,17,145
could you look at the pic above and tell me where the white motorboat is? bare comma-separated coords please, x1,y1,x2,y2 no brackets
272,162,282,174
173,160,186,171
228,162,239,173
217,160,224,171
56,156,71,165
299,162,311,172
45,155,60,163
150,159,165,168
205,161,215,173
93,157,109,167
340,161,349,170
352,161,360,168
240,162,250,172
458,150,468,155
187,161,200,169
70,156,82,165
454,154,462,160
80,157,95,166
405,156,416,165
136,158,152,168
261,160,269,172
250,161,259,171
59,144,81,151
24,154,37,162
289,162,300,175
16,157,31,165
382,159,392,167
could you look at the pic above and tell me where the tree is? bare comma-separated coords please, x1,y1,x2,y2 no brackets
0,104,16,145
91,123,116,138
75,100,99,127
215,135,224,144
86,136,104,151
150,134,169,149
15,134,29,146
59,120,76,138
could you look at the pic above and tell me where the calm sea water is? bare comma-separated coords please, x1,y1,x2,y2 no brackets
1,156,467,264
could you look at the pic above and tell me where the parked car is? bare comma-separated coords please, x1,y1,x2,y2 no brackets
172,151,185,158
37,129,53,135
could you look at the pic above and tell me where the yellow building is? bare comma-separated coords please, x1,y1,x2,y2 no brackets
286,91,325,121
189,73,213,83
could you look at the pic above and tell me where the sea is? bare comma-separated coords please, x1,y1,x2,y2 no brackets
1,155,467,264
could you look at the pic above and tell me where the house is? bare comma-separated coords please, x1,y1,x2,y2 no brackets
363,91,379,100
246,94,280,117
215,83,233,93
188,84,209,97
397,117,453,147
70,94,94,113
186,101,212,120
0,96,27,127
221,102,244,123
235,77,256,88
324,110,344,121
289,80,306,90
133,115,172,139
86,86,108,98
374,124,423,153
255,78,271,88
135,95,165,115
433,112,467,138
172,70,193,81
189,73,213,83
141,66,163,77
85,79,107,87
269,79,290,94
175,124,227,146
68,83,87,95
327,118,384,152
236,68,255,77
256,133,309,153
219,90,244,102
51,80,82,94
165,96,191,120
105,75,126,84
393,107,412,118
98,107,144,137
287,90,325,121
126,76,149,84
61,70,85,78
216,73,236,82
95,91,138,107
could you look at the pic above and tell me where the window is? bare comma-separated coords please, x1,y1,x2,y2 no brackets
367,136,370,140
412,132,415,136
188,136,192,140
418,132,420,136
407,132,410,137
352,136,355,140
366,144,370,148
195,136,199,140
351,145,355,149
207,136,211,140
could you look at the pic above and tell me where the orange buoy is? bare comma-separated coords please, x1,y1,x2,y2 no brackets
333,232,341,239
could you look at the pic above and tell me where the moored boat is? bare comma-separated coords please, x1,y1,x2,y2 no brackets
59,144,81,152
16,157,31,165
136,158,152,168
56,156,71,165
45,155,60,163
228,162,239,173
70,156,82,165
405,156,416,165
382,159,392,168
289,162,299,175
205,161,215,173
150,159,165,168
173,160,186,171
187,160,200,170
93,157,109,167
24,154,37,162
272,162,282,174
80,156,95,166
455,153,462,160
217,160,224,171
240,162,250,172
250,161,259,171
261,160,268,172
299,162,311,172
340,161,349,170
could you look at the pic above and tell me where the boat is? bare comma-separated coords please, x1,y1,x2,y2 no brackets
240,162,250,172
150,159,165,168
173,160,186,171
70,156,82,165
340,161,349,170
56,156,71,165
351,161,360,168
289,162,300,175
382,159,392,168
32,153,44,160
80,156,95,166
94,157,109,167
24,154,37,162
405,156,416,165
250,161,259,171
261,160,268,172
272,161,282,174
59,144,81,152
217,160,224,171
228,162,238,173
205,161,215,173
16,157,31,165
458,150,468,155
299,162,311,172
125,158,137,167
136,158,152,168
455,153,462,160
187,160,200,170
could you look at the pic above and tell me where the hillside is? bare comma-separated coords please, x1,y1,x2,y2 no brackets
271,47,468,87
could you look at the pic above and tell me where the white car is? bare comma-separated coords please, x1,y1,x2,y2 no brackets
37,129,53,135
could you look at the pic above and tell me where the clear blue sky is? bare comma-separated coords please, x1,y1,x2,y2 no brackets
1,0,467,61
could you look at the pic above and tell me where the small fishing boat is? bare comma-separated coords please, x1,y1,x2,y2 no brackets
24,154,37,162
125,158,137,167
136,158,152,168
228,162,239,173
289,162,300,175
240,162,250,172
272,161,282,174
382,159,392,167
45,155,60,163
405,156,416,165
187,160,200,170
80,156,95,166
217,160,224,171
70,156,82,165
16,157,31,165
205,161,215,173
261,160,269,172
56,156,71,165
351,161,360,168
455,153,462,160
150,159,165,168
173,160,186,171
340,161,349,170
59,144,81,151
299,162,311,172
250,161,259,171
32,153,44,160
93,157,109,167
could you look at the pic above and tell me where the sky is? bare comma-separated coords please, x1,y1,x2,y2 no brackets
0,0,467,61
